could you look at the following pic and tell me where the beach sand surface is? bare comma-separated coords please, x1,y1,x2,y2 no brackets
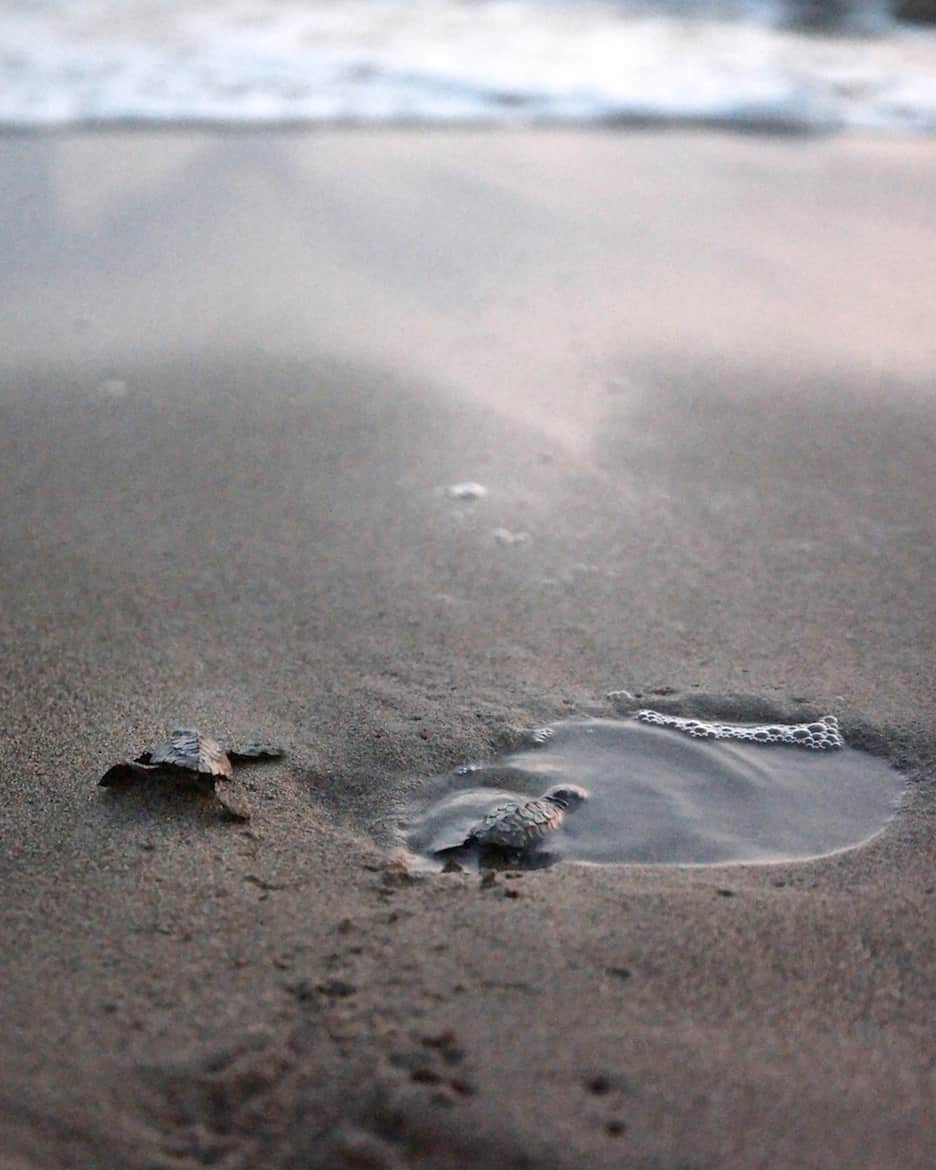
1,130,934,1169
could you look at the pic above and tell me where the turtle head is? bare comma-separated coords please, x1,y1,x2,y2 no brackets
542,783,588,811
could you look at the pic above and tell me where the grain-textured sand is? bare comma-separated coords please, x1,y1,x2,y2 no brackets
1,130,934,1170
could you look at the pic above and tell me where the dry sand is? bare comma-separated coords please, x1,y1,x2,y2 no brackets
1,129,934,1170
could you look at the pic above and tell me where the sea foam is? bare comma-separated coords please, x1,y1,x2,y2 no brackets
1,1,935,132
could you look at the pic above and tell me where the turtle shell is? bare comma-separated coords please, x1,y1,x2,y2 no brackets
140,728,234,780
470,797,564,849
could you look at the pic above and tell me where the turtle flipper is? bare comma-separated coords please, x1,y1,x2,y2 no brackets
99,762,159,787
214,776,252,821
228,739,286,764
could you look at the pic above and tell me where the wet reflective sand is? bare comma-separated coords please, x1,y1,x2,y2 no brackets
2,131,935,1170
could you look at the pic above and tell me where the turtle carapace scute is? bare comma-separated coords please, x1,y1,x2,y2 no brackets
437,783,589,859
138,728,234,779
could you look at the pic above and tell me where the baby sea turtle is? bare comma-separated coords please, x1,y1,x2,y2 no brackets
436,783,588,862
99,728,285,820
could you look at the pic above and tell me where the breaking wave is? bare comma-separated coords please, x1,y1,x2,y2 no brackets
1,1,935,132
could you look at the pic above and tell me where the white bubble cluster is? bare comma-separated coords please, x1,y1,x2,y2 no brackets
446,482,487,500
528,727,555,746
636,710,844,751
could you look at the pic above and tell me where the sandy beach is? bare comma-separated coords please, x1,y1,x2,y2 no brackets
1,129,934,1169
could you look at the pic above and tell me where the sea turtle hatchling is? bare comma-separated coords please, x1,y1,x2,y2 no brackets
99,728,285,820
435,783,589,862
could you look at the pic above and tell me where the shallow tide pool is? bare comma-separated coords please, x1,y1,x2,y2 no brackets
405,716,906,869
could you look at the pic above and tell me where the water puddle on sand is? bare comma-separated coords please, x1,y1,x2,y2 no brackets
405,716,905,869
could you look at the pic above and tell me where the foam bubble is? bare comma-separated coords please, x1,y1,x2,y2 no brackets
446,482,488,501
527,727,555,746
636,708,844,750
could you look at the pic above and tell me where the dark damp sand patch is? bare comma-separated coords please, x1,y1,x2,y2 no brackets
405,717,906,869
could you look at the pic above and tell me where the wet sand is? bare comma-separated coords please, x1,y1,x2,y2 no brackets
1,130,935,1170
